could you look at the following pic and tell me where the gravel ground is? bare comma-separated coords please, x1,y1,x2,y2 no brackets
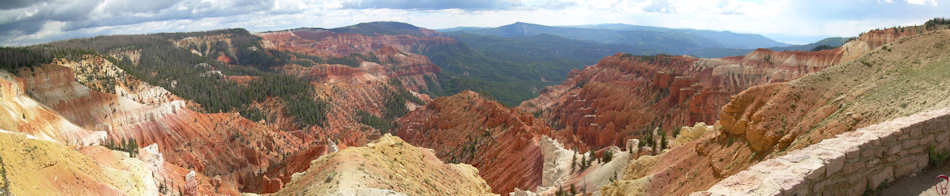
880,160,950,196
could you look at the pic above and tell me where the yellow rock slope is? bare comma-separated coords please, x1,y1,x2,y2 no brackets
0,130,155,195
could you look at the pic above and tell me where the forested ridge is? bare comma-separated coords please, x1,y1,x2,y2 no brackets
36,29,332,128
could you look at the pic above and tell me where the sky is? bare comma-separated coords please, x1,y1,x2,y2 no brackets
0,0,948,46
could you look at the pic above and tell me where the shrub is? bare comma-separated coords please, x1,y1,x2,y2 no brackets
240,107,265,122
102,137,139,158
281,95,330,128
925,18,950,30
601,150,613,163
929,145,949,167
356,110,394,133
810,45,835,52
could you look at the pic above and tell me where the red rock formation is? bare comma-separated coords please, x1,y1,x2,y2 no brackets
258,28,455,58
396,91,571,194
216,53,234,64
14,63,335,194
520,50,840,150
250,27,442,153
258,29,442,92
4,26,442,195
600,24,941,196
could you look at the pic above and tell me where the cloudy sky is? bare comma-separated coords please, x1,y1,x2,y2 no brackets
1,0,947,46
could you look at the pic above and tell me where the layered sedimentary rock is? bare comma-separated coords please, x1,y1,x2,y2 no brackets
258,28,442,92
159,26,443,192
0,69,102,145
520,48,841,150
601,26,950,196
719,28,950,154
395,91,558,194
277,134,496,195
172,32,244,64
9,59,322,193
254,27,439,137
257,26,454,57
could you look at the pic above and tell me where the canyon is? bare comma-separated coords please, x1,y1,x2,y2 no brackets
519,45,844,151
0,18,948,196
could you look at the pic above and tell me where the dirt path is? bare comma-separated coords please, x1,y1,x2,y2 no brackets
880,161,950,196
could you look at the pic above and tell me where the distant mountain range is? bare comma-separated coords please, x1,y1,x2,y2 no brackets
439,22,846,58
769,37,850,51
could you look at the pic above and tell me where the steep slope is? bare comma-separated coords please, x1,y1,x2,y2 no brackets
257,26,439,135
276,134,496,195
0,68,103,145
600,23,950,195
395,91,558,194
0,51,243,195
520,48,842,150
720,27,950,154
16,60,313,192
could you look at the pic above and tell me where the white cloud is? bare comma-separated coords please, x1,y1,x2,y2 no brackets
1,0,949,45
906,0,937,6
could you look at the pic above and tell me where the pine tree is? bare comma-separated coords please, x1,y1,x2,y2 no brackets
570,184,576,195
571,152,577,173
660,129,668,150
602,150,613,163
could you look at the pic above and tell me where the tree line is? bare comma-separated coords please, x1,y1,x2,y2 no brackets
42,31,331,128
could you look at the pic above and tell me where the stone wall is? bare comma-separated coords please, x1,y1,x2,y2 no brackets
693,108,950,195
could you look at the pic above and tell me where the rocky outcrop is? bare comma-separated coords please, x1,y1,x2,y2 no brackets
276,134,496,195
520,49,838,150
0,69,102,145
395,91,553,194
513,136,633,196
173,33,239,64
255,26,439,141
672,122,714,148
57,54,184,105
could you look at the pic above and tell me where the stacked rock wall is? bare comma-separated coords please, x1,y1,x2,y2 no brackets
695,108,950,195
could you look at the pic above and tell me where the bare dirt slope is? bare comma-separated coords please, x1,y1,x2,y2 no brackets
0,131,143,195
